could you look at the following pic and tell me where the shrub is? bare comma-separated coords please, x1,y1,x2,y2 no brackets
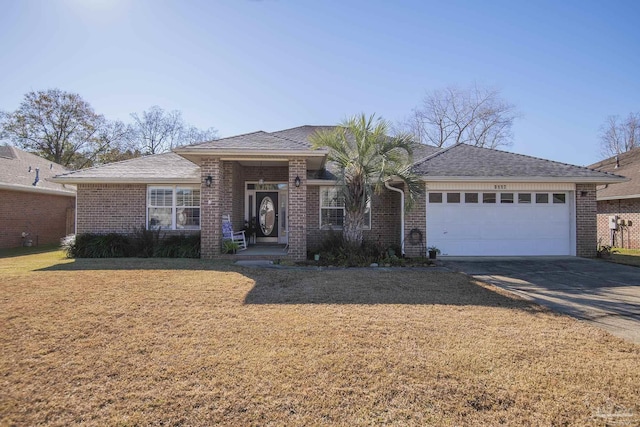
61,229,201,259
60,234,76,258
65,233,131,258
308,233,431,267
129,226,161,258
309,232,385,267
156,234,201,258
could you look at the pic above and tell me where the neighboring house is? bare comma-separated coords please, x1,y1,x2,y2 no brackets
52,125,624,259
0,146,76,249
589,150,638,249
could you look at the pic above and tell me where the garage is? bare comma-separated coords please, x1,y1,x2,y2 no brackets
426,190,575,256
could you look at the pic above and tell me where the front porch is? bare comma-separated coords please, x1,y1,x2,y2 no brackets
232,243,289,261
199,157,310,260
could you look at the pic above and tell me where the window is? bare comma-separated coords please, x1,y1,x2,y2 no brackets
447,193,461,203
518,193,531,204
483,193,496,203
319,187,370,229
148,186,200,230
536,193,549,203
464,193,478,203
428,192,443,203
553,193,566,204
500,193,514,203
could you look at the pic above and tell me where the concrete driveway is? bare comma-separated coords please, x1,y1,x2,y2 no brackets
440,257,640,344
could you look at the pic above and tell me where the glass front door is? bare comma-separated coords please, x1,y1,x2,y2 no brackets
256,192,278,242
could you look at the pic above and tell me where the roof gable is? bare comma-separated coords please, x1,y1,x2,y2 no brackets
53,152,199,183
179,130,316,151
413,143,624,182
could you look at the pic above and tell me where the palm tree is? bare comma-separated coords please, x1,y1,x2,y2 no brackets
311,114,423,246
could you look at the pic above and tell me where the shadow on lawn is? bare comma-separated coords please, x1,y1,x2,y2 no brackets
241,269,539,308
0,245,61,259
37,258,537,308
36,257,238,271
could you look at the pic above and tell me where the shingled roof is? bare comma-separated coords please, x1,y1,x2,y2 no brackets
52,152,200,183
52,128,624,185
0,146,75,196
177,126,340,152
412,143,625,182
589,149,640,199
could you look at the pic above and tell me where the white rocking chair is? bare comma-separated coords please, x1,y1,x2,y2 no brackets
222,215,247,251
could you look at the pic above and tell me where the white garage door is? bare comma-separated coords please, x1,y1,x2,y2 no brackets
426,191,574,256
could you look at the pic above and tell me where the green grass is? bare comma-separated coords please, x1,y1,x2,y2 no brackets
0,244,61,259
608,247,640,267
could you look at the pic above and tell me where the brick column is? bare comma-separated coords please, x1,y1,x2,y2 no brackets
288,158,307,261
201,157,222,259
576,183,597,258
404,184,427,258
222,161,233,222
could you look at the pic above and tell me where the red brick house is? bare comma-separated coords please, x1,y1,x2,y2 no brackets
589,150,638,248
0,146,76,249
52,126,623,259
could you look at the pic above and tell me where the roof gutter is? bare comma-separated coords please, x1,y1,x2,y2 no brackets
596,194,640,201
384,181,405,257
419,176,627,184
50,177,199,185
0,182,76,196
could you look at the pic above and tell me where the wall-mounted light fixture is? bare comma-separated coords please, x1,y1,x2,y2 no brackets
205,175,213,187
294,175,301,188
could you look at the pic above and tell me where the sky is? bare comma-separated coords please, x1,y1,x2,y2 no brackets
1,0,638,166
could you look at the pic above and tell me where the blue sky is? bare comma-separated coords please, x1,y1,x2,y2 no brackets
1,0,638,166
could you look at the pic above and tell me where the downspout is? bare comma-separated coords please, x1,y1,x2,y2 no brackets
384,181,405,256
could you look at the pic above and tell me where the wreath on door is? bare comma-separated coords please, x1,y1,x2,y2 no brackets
407,228,423,246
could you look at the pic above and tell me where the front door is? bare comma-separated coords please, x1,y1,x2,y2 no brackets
256,192,278,242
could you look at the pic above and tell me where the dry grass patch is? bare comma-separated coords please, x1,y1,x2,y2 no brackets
1,250,639,426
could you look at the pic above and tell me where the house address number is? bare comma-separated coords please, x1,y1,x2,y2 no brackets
494,185,507,190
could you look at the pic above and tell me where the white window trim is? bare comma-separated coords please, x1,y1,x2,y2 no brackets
319,186,371,230
427,191,568,205
147,185,201,230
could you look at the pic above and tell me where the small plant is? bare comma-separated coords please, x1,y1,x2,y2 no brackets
244,217,258,235
60,234,76,258
427,246,441,259
596,239,618,259
222,239,241,254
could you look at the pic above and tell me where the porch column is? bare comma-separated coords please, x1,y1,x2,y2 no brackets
222,161,233,222
201,157,222,259
404,183,427,258
288,158,307,261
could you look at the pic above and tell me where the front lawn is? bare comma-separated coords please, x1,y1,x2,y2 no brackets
608,247,640,267
1,250,639,426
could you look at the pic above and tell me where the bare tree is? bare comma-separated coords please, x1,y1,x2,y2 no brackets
0,89,128,169
129,106,217,154
599,112,640,158
404,84,518,149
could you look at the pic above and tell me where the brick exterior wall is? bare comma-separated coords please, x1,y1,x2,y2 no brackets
404,185,427,258
576,183,597,257
0,189,75,249
201,158,222,259
306,186,401,252
76,184,146,234
287,159,307,260
597,198,640,249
